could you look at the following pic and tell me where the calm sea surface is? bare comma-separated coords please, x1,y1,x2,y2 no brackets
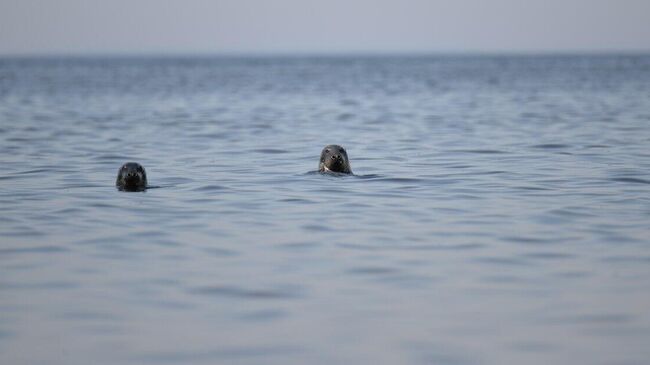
1,55,649,364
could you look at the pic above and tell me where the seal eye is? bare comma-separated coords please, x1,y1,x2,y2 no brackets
325,149,330,153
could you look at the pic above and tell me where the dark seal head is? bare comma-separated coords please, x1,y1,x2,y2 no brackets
116,162,147,191
319,145,352,174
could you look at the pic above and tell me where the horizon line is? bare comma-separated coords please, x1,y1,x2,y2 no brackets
1,49,650,59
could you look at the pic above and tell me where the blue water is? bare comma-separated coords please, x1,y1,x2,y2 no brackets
1,55,649,364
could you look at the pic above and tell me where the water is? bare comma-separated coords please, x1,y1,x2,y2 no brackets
1,55,649,364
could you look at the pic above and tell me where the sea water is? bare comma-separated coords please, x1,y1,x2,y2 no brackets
1,55,649,364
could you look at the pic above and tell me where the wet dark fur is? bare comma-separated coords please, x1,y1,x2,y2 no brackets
116,162,147,191
319,145,352,174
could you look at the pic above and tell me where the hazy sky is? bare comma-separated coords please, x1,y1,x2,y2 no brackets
1,0,649,55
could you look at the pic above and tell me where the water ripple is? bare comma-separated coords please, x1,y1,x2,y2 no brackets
2,55,650,365
189,285,303,300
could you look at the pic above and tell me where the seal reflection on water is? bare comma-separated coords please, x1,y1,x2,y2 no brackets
319,145,352,174
116,162,147,191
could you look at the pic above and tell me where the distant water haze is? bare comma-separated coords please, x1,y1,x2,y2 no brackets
1,0,650,55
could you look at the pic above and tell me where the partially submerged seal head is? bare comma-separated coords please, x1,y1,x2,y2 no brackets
116,162,147,191
319,145,352,174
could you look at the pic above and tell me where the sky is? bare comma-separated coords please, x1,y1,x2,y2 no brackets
1,0,649,55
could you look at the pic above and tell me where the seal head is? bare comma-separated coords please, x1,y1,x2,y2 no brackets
116,162,147,191
319,145,352,174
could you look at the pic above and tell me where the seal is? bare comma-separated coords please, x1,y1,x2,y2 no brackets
116,162,147,191
319,145,352,174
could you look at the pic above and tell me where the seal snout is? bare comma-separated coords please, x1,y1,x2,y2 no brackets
124,172,142,184
330,154,343,162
